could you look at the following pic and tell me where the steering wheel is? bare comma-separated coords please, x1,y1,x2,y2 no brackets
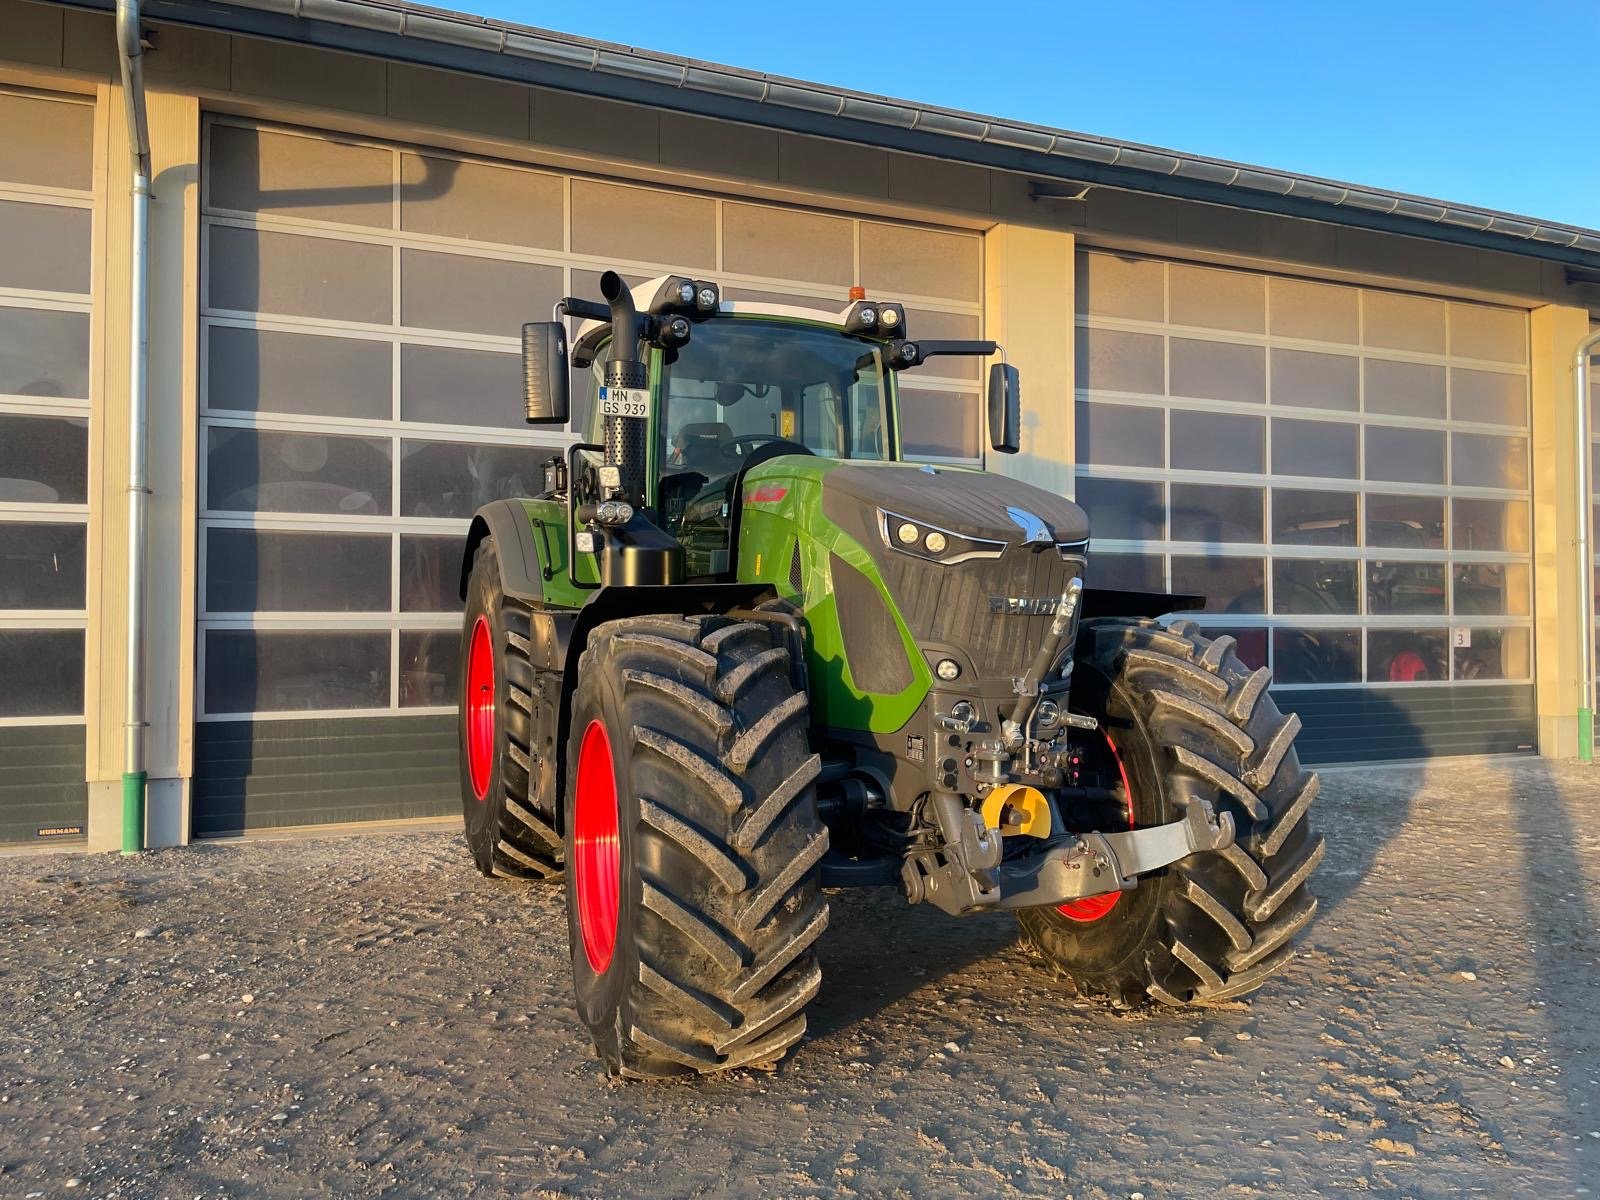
719,433,791,463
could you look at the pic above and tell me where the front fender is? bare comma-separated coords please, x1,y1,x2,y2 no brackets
459,499,548,605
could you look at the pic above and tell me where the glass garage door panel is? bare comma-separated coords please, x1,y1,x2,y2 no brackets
1074,250,1532,689
198,117,983,732
0,90,94,723
0,89,94,844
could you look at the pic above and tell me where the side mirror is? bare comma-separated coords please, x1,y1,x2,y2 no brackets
522,321,570,424
987,362,1020,455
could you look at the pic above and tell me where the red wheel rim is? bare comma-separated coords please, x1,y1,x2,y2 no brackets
1389,650,1430,682
573,718,621,974
465,615,494,801
1058,730,1133,923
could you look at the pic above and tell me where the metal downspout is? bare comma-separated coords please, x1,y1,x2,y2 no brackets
116,0,152,851
1578,331,1600,762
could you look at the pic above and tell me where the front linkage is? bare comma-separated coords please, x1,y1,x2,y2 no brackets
894,578,1234,917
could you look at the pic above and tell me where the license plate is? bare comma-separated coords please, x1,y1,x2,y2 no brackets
600,386,649,418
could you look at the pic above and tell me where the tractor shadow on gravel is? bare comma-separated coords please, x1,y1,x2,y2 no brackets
1500,757,1600,1192
805,887,1022,1041
1278,692,1425,920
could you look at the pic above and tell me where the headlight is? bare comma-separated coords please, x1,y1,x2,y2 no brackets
696,284,719,311
936,659,962,682
879,508,1005,564
879,306,901,329
676,280,697,306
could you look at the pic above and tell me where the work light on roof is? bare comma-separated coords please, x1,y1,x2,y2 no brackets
649,275,720,318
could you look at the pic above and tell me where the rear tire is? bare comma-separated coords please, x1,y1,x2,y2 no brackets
1019,618,1323,1005
458,536,563,881
565,613,828,1077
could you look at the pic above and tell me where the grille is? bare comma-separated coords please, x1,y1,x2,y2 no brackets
879,544,1081,679
788,540,804,594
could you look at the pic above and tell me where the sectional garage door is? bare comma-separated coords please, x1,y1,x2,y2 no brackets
193,117,984,835
1074,249,1536,762
0,88,96,844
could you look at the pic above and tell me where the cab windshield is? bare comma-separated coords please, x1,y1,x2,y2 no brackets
658,318,891,481
637,318,892,575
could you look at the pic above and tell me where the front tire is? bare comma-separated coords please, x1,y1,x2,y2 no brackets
565,613,828,1077
458,536,563,880
1019,618,1324,1005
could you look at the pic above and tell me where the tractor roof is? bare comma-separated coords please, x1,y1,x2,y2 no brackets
572,275,857,346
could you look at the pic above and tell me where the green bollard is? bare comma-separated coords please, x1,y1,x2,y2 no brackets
121,770,146,854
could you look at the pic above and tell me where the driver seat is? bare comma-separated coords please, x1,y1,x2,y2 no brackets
658,421,735,535
673,422,736,476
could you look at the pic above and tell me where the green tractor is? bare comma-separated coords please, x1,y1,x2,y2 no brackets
457,271,1323,1077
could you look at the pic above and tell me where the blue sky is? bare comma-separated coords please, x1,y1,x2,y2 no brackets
468,0,1599,229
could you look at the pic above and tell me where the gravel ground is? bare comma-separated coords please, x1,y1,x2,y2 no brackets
1,756,1597,1199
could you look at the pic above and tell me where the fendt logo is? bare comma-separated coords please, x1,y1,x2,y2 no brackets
988,595,1062,615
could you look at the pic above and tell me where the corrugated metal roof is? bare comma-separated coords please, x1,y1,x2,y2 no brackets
85,0,1600,267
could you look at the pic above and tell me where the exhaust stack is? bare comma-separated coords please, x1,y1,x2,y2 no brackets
599,271,647,504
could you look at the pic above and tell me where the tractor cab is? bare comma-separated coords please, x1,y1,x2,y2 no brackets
550,275,1012,579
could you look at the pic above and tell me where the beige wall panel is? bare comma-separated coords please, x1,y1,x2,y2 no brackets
722,202,852,286
1080,187,1182,246
387,63,530,142
777,133,888,199
90,81,201,845
988,170,1083,230
531,87,660,164
860,221,980,302
570,179,714,269
62,12,230,90
1530,304,1590,757
60,10,115,75
887,152,989,215
984,223,1074,494
400,153,563,249
1,0,64,68
91,81,130,790
1253,213,1341,269
231,37,386,116
660,112,778,181
209,123,393,227
1335,224,1547,303
1168,200,1264,258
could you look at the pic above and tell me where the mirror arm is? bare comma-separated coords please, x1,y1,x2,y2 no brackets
554,297,611,323
911,338,998,359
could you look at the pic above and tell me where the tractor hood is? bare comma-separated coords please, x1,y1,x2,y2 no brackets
820,461,1088,549
731,455,1091,734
